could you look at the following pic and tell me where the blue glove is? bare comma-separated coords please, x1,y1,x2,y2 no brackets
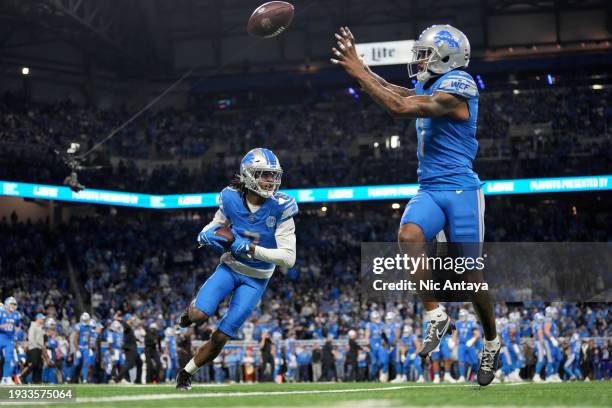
197,225,228,254
230,233,252,258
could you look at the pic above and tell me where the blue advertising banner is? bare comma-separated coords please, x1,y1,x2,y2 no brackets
1,175,610,209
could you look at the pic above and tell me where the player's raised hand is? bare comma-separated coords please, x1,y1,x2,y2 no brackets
331,26,367,79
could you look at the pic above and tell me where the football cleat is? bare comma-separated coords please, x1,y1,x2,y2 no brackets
477,344,501,386
176,369,192,391
418,315,454,357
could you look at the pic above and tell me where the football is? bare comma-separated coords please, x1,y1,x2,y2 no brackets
215,225,235,250
247,1,294,38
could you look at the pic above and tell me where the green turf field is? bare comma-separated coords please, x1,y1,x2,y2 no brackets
0,382,610,407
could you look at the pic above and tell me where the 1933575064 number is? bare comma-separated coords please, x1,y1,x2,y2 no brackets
2,388,75,402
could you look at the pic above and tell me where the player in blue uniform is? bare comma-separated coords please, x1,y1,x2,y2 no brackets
543,306,562,382
332,24,499,386
396,325,424,383
108,320,124,381
176,148,298,390
163,327,178,382
380,312,400,382
563,333,582,381
42,319,59,384
532,313,546,382
502,313,524,382
453,309,475,382
73,312,92,383
365,311,383,381
0,297,20,385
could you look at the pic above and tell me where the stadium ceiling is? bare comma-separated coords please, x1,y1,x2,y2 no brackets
0,0,609,76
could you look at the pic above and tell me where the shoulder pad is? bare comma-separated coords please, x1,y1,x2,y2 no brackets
436,71,478,98
219,187,241,216
274,193,298,222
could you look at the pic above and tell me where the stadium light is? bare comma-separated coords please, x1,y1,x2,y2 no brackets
547,74,554,85
592,84,603,90
513,89,520,95
321,206,327,212
391,203,401,209
386,135,400,149
21,67,30,76
373,142,380,148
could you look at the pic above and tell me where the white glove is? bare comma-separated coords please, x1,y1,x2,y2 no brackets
409,353,416,360
466,338,476,348
448,339,456,349
551,338,559,347
76,350,82,359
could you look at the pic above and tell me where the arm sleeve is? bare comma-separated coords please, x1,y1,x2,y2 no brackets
201,209,229,232
252,218,296,268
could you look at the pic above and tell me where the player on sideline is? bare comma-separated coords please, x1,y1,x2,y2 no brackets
175,148,298,391
332,24,500,386
0,297,20,385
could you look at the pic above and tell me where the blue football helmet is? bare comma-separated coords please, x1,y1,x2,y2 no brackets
408,24,471,83
239,148,283,198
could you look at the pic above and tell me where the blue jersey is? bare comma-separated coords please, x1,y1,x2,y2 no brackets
570,338,581,355
456,320,475,345
414,70,482,190
367,322,383,347
502,324,520,345
76,323,92,348
402,334,418,354
218,187,298,278
46,336,58,360
382,322,399,344
544,317,558,341
0,310,20,339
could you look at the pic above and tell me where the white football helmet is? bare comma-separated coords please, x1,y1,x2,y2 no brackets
545,306,558,319
4,297,17,312
408,24,471,83
371,311,381,323
80,312,90,324
239,148,283,198
385,311,396,322
111,320,123,333
458,309,469,321
45,318,57,329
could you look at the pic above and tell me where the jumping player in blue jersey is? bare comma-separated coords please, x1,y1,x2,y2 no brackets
332,24,500,386
0,297,20,385
175,148,298,391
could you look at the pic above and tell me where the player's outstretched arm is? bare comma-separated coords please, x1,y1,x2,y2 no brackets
365,65,415,97
357,77,465,118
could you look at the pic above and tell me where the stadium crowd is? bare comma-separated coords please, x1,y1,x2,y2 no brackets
1,79,610,194
1,196,610,385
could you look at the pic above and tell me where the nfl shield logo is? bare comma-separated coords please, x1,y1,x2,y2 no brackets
266,216,276,228
248,214,256,223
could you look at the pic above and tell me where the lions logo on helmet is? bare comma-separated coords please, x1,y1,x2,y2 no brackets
239,148,283,199
408,24,471,83
433,30,460,49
